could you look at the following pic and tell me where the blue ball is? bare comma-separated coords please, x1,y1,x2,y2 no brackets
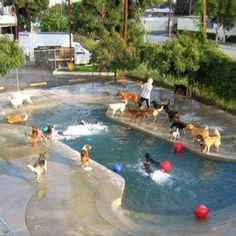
43,126,48,132
113,164,122,174
86,137,93,141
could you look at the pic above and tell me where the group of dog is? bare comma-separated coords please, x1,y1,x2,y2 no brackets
28,143,92,183
6,93,33,124
109,90,221,155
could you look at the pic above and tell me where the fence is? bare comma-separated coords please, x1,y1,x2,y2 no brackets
34,47,73,70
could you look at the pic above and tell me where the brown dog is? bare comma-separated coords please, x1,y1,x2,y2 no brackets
25,126,39,147
185,123,209,142
116,91,139,103
197,129,221,155
128,107,152,124
80,144,92,167
6,114,28,124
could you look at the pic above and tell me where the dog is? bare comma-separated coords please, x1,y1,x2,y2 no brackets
127,106,152,124
116,91,139,103
6,113,28,124
174,84,187,96
28,152,47,183
40,125,53,145
145,153,160,168
169,120,188,135
150,101,164,127
9,93,33,109
25,126,39,147
170,128,180,141
196,129,221,155
185,123,209,142
163,104,180,123
80,144,92,167
109,100,128,117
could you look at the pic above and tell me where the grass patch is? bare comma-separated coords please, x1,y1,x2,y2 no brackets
58,64,99,72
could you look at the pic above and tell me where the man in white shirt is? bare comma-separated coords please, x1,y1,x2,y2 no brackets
138,78,153,108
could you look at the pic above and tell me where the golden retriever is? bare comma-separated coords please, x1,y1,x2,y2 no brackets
80,144,92,167
197,129,221,155
185,123,209,142
6,114,28,124
116,91,139,103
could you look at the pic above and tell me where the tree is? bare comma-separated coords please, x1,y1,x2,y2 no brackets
195,0,236,42
3,0,49,31
93,30,140,80
175,0,196,16
0,37,25,76
147,34,202,97
41,12,68,32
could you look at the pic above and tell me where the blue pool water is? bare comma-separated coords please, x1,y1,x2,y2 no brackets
27,103,236,216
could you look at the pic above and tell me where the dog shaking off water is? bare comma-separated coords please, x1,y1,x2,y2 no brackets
28,152,47,183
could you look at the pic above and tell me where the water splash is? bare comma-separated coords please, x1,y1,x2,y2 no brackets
54,122,108,140
150,170,170,184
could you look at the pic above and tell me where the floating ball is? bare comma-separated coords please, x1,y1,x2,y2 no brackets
113,164,122,174
43,126,48,132
173,142,184,153
86,137,93,142
194,205,208,219
160,160,172,173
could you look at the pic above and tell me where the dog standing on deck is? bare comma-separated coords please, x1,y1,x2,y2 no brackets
28,152,47,183
196,129,221,155
80,144,92,167
109,100,128,117
9,93,33,109
170,128,180,141
25,126,39,147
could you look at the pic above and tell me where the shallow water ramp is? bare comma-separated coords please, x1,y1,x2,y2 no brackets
106,110,236,162
0,124,140,235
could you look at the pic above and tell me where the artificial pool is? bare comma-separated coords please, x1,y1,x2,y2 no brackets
26,102,236,222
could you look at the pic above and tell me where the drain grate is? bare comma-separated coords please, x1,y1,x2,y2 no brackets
0,218,17,236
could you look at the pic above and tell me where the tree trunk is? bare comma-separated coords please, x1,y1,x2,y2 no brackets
114,69,117,83
187,77,192,98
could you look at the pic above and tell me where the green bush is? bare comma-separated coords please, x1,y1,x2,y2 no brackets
196,45,236,102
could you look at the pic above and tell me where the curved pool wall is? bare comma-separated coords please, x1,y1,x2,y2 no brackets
1,80,236,235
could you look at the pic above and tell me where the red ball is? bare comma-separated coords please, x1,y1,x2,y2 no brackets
173,142,184,153
194,205,208,219
160,160,172,173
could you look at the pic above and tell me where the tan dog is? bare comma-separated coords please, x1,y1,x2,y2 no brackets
80,144,92,167
186,123,209,142
197,129,221,155
116,91,139,103
6,114,28,124
25,126,39,147
28,152,47,183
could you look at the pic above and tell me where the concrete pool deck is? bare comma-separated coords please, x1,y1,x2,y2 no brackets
0,123,139,235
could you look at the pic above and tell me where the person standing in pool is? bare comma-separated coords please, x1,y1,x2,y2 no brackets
137,78,153,108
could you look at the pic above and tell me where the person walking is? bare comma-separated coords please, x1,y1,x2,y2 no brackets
137,77,153,108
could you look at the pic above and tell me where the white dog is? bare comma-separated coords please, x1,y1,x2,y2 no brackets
170,128,180,141
109,100,128,117
9,93,33,109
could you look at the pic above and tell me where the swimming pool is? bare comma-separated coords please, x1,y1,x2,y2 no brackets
26,103,236,221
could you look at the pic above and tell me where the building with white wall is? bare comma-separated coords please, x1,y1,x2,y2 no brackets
178,16,236,41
